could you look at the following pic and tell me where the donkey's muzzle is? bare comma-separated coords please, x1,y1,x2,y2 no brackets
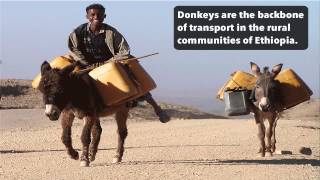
45,104,60,121
258,97,271,112
46,111,60,121
260,104,271,112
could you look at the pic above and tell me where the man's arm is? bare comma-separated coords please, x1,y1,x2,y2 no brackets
68,31,89,67
113,30,130,58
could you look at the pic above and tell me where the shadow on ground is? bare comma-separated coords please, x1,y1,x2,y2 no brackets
94,158,320,167
2,144,318,167
0,144,239,154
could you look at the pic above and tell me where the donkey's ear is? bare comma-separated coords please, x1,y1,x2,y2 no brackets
271,63,283,77
41,61,52,76
250,62,261,76
60,62,76,75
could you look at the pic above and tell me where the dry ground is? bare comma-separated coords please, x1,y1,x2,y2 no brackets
1,109,319,180
1,79,319,179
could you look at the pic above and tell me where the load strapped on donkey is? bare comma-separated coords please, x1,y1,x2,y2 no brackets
32,53,158,110
216,67,313,116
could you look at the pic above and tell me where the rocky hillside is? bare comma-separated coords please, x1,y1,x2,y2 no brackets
281,99,320,120
0,79,226,120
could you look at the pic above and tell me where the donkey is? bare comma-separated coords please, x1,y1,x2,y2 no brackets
249,62,283,157
39,61,130,167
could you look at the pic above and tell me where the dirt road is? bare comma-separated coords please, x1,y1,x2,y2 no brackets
1,109,319,179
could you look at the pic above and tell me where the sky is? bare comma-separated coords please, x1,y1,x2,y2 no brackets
1,1,319,112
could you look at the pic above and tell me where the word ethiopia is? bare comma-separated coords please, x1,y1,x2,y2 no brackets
176,36,296,46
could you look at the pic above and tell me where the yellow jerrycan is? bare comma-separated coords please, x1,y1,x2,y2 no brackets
32,56,77,89
88,62,139,106
217,71,257,100
275,69,313,109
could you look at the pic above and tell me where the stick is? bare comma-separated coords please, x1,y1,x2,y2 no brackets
113,52,159,63
77,52,159,73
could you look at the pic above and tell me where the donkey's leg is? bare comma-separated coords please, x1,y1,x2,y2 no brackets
255,113,266,157
61,110,78,160
257,122,266,157
113,107,129,163
89,118,102,162
271,118,278,153
256,122,266,157
80,116,94,167
265,117,275,157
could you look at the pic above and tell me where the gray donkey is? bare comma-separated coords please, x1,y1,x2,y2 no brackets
249,62,283,157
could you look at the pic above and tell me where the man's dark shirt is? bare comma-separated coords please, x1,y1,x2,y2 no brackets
68,23,130,66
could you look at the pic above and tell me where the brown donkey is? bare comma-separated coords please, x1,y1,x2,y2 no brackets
249,62,283,157
39,61,130,167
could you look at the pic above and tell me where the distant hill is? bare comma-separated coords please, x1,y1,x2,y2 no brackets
2,79,318,121
281,99,320,120
154,96,225,115
0,79,227,120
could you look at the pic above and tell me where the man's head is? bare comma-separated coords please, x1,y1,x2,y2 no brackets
86,4,106,27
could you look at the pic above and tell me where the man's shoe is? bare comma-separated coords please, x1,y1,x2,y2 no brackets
157,111,170,123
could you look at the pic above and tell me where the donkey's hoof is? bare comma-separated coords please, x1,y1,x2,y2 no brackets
80,160,89,167
257,149,263,153
265,152,273,157
70,151,79,160
89,154,96,162
112,157,121,164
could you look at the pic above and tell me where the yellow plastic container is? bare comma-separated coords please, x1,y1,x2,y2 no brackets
109,60,157,105
32,56,157,106
217,69,312,109
32,56,76,89
217,71,257,100
89,62,138,106
275,69,313,109
124,60,157,97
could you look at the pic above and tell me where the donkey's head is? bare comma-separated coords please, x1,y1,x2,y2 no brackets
250,62,282,112
39,61,76,121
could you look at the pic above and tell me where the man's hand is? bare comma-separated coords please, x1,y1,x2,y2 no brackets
112,55,129,61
